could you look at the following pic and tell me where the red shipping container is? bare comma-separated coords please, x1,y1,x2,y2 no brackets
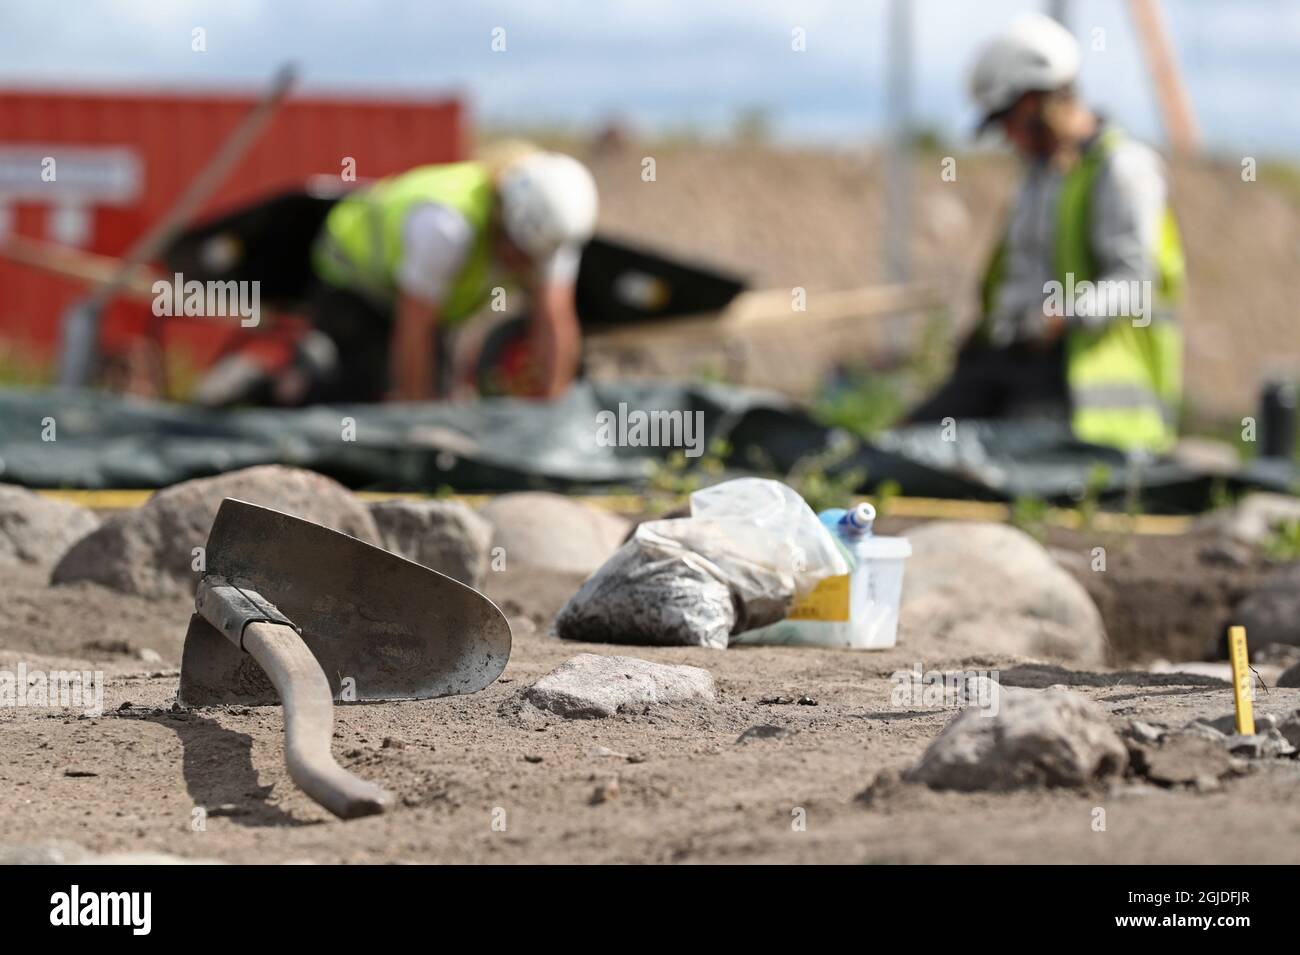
0,86,465,376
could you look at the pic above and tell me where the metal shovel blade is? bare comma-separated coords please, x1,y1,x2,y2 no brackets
179,499,511,706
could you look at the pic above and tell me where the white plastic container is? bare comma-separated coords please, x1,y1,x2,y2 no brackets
732,503,912,649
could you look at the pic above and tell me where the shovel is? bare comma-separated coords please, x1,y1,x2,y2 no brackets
178,499,511,819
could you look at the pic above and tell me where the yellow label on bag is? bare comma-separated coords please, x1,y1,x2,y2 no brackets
786,574,850,622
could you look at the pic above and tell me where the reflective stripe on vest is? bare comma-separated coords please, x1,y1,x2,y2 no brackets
980,128,1186,454
312,162,496,326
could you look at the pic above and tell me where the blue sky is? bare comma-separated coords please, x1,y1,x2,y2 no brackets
2,0,1297,156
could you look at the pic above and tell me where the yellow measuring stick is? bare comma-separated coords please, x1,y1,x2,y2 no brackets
1227,625,1254,736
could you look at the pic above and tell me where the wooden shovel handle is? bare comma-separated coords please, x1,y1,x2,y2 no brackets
243,622,392,819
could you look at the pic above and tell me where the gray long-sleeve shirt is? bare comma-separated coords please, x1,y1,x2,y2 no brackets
990,125,1169,343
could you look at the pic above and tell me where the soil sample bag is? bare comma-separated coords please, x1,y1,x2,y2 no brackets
555,479,847,648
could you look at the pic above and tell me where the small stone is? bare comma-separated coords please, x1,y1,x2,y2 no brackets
759,696,795,705
137,648,163,664
63,769,97,778
904,688,1127,791
797,695,818,706
1138,732,1238,786
1196,712,1276,736
523,754,544,764
1225,729,1296,759
590,777,620,805
117,701,133,712
1180,721,1229,744
381,737,405,750
736,724,792,744
1124,720,1165,745
1278,712,1300,749
586,745,628,759
524,653,715,719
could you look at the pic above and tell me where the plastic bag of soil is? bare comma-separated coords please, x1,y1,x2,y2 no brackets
555,478,847,648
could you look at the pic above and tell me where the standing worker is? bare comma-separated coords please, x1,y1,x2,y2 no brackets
279,151,598,404
909,13,1186,454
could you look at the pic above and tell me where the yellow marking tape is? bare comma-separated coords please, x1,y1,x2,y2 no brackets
1227,625,1255,736
33,488,1192,534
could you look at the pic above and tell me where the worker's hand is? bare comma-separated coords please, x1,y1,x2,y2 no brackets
529,281,582,399
1025,306,1067,349
389,294,441,401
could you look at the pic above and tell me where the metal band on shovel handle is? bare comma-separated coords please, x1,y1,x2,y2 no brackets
195,576,391,819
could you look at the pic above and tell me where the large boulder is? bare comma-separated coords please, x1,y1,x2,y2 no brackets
368,499,492,588
905,688,1128,791
1197,492,1300,545
900,522,1108,663
51,466,380,598
1232,562,1300,651
0,485,99,568
523,653,716,719
478,492,630,576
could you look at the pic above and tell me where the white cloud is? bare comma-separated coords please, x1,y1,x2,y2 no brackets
0,0,1294,154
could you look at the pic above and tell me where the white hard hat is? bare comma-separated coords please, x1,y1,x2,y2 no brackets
969,13,1081,129
497,152,598,260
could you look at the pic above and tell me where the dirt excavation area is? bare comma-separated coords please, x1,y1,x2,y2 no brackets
2,468,1300,865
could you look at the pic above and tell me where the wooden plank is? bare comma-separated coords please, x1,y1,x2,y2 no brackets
586,282,942,348
0,234,160,301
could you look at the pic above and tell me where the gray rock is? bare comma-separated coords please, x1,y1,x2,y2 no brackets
1179,721,1230,744
736,724,793,744
904,688,1127,791
1225,729,1296,759
51,466,380,598
1278,711,1300,748
1197,492,1300,544
1280,663,1300,689
1232,563,1300,650
0,841,220,864
1196,711,1276,736
1124,719,1166,746
901,522,1108,663
479,492,630,576
523,652,715,719
368,498,492,587
1135,732,1241,786
1178,713,1295,759
0,485,100,568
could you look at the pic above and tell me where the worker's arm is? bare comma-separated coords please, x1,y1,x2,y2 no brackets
529,280,582,398
1077,141,1168,327
388,293,440,401
525,244,583,398
388,203,474,401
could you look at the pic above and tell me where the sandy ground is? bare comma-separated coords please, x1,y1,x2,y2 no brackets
2,560,1298,865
